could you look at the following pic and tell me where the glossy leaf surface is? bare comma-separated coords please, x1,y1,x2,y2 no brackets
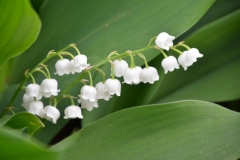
0,0,41,67
53,101,240,160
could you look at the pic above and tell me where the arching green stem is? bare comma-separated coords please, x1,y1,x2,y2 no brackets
110,62,115,79
148,36,157,46
154,46,168,58
41,64,51,79
87,70,93,86
170,47,183,55
28,73,36,84
95,68,106,83
58,54,64,60
177,43,191,50
51,97,58,107
60,51,75,59
108,51,120,60
137,53,148,68
63,94,75,105
127,52,135,68
70,45,81,55
33,69,49,78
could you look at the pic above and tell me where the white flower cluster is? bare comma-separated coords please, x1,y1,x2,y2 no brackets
22,78,61,123
20,32,202,124
22,52,91,123
155,32,203,73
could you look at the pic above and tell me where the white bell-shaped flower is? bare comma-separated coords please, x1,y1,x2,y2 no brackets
161,56,179,74
178,48,203,70
69,60,76,74
95,82,112,101
64,105,83,119
27,100,44,117
112,59,128,77
78,96,98,111
73,55,90,73
155,32,175,51
140,67,159,84
104,78,121,96
185,48,203,63
41,79,60,98
26,84,42,100
178,52,194,70
22,94,34,110
55,59,71,76
123,66,142,85
41,105,60,124
80,85,97,102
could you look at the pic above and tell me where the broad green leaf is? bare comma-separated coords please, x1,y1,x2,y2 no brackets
0,126,59,160
0,0,41,67
4,0,214,143
5,112,44,135
178,0,240,40
52,100,240,160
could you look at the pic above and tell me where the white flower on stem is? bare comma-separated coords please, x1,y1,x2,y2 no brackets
41,105,60,124
123,66,142,85
22,94,34,110
104,78,121,96
185,48,203,62
22,94,42,110
140,66,159,84
78,96,98,111
178,52,193,70
155,32,175,51
73,55,90,73
161,56,179,74
69,60,76,74
112,59,128,77
178,48,203,70
41,79,60,98
27,100,44,117
55,59,71,76
64,105,83,119
95,82,112,101
26,84,42,100
80,85,97,102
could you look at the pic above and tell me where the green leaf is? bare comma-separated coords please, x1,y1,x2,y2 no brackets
178,0,240,40
4,0,215,143
53,100,240,159
0,0,41,67
4,112,44,135
0,126,59,160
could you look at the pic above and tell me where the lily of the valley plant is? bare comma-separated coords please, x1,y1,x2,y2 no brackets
1,32,203,124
